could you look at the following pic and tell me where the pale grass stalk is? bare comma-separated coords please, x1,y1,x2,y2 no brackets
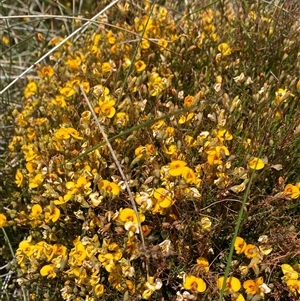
0,0,120,96
79,85,149,280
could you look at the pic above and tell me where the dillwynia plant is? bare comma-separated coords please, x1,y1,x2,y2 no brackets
1,0,300,301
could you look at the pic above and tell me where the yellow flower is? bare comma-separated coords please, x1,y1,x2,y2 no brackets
282,264,298,280
54,127,83,140
168,160,187,176
106,30,116,45
40,264,57,278
158,38,168,49
122,56,132,69
96,98,116,118
114,112,129,127
218,43,232,56
102,62,112,73
53,195,70,206
41,66,54,78
248,157,264,170
284,184,300,199
183,275,206,293
196,257,209,272
80,81,90,93
22,144,38,161
217,276,241,293
244,244,259,258
59,85,76,97
243,279,259,294
54,128,71,140
118,208,145,232
55,244,67,257
69,239,86,266
44,205,60,223
234,237,247,254
233,293,245,301
24,81,37,98
66,128,83,140
287,279,300,294
153,188,173,208
296,80,300,92
140,39,150,49
179,113,194,124
216,129,233,141
65,57,81,70
29,173,44,189
181,167,197,184
142,277,163,299
275,88,288,104
206,146,230,165
2,36,9,44
93,84,110,97
98,180,120,196
15,169,24,187
184,95,195,107
134,60,146,72
99,253,116,272
147,72,167,96
200,217,212,230
94,284,104,296
0,213,7,227
29,204,43,220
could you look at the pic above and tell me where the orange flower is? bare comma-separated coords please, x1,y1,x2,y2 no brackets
243,279,259,294
244,244,259,258
41,66,54,78
284,184,300,199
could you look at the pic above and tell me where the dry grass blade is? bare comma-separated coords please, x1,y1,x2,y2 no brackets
79,85,149,280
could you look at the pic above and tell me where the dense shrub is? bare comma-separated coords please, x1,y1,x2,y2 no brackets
1,1,300,300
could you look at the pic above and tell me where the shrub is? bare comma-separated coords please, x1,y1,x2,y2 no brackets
1,1,300,300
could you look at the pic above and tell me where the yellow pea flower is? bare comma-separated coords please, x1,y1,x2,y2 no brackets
168,160,187,176
15,170,24,187
244,244,259,258
248,157,264,170
0,213,7,227
183,275,206,292
284,184,300,199
134,60,146,72
218,43,232,56
217,276,241,293
40,264,57,278
234,237,247,254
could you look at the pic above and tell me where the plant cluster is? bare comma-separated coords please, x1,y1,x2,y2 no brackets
1,1,300,300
